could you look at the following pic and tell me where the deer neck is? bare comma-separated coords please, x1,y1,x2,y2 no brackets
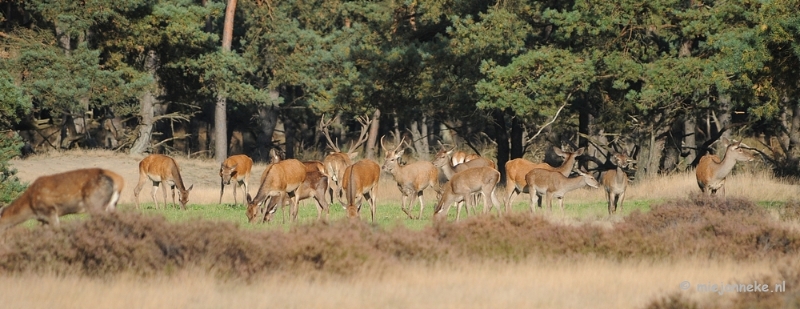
171,167,187,192
614,166,626,184
440,161,457,180
561,175,589,192
554,154,578,177
714,152,740,180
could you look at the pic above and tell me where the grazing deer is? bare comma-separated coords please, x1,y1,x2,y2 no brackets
695,137,755,196
600,153,630,215
526,169,599,214
0,168,124,231
433,166,501,222
263,169,329,222
219,154,253,206
504,147,584,213
246,159,307,223
319,114,372,205
381,136,441,219
133,154,194,210
342,159,381,222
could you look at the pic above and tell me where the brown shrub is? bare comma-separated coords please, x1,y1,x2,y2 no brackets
0,195,798,280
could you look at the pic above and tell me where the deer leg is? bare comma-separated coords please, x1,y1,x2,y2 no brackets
455,200,463,222
504,185,518,214
400,189,413,219
170,184,177,209
219,179,225,204
133,174,149,210
241,180,249,208
232,179,238,206
557,196,565,216
369,186,377,223
291,191,301,222
417,191,425,220
606,191,613,215
150,182,160,210
529,188,537,214
619,191,626,214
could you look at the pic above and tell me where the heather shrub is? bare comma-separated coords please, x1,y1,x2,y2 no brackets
0,195,799,280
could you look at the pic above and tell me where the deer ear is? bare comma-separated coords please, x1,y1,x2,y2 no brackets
553,146,565,156
187,184,194,191
348,152,359,160
574,148,585,156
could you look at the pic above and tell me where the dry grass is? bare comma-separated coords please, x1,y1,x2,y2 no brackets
0,258,776,309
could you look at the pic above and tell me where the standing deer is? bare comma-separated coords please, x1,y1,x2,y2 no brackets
262,169,329,222
526,169,599,214
600,152,631,215
319,114,372,205
695,137,755,196
246,159,307,223
433,166,501,222
381,136,441,219
0,168,124,232
342,159,381,222
504,147,584,213
219,154,253,206
133,154,194,210
432,143,496,215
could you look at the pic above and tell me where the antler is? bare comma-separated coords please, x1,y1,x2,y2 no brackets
318,114,342,153
346,114,373,155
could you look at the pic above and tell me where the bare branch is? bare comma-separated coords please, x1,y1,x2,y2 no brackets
524,92,572,147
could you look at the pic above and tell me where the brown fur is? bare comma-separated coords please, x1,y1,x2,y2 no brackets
504,147,583,213
600,153,630,215
263,170,329,222
133,154,193,210
219,154,253,206
323,152,356,205
342,159,381,222
382,136,441,219
433,166,501,222
246,159,307,223
695,138,755,196
0,168,124,232
303,160,326,175
526,169,599,214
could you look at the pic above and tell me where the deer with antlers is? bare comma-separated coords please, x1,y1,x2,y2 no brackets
319,114,372,205
504,146,584,213
433,166,501,222
219,154,253,206
342,159,381,222
695,137,755,196
0,168,124,232
526,168,599,214
381,135,441,219
133,154,194,210
246,158,307,223
600,152,631,215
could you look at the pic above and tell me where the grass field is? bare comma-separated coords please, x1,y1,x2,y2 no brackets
3,150,800,309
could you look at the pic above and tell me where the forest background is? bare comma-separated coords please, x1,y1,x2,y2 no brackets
1,0,799,191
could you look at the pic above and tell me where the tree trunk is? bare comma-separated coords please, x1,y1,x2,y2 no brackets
214,0,237,163
492,109,509,185
683,115,697,170
365,109,380,160
130,50,159,156
253,90,280,162
409,116,430,160
284,112,296,159
510,115,524,159
716,92,732,145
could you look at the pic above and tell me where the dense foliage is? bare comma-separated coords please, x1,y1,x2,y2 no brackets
1,0,799,176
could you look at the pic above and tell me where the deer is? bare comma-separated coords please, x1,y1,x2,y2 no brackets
262,169,330,222
0,168,124,232
504,146,584,213
381,135,441,219
695,137,755,196
133,154,194,210
342,159,381,222
319,114,372,206
450,150,480,167
600,152,631,215
526,168,599,214
433,166,501,222
246,158,307,223
303,160,326,174
432,142,496,215
219,154,253,206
